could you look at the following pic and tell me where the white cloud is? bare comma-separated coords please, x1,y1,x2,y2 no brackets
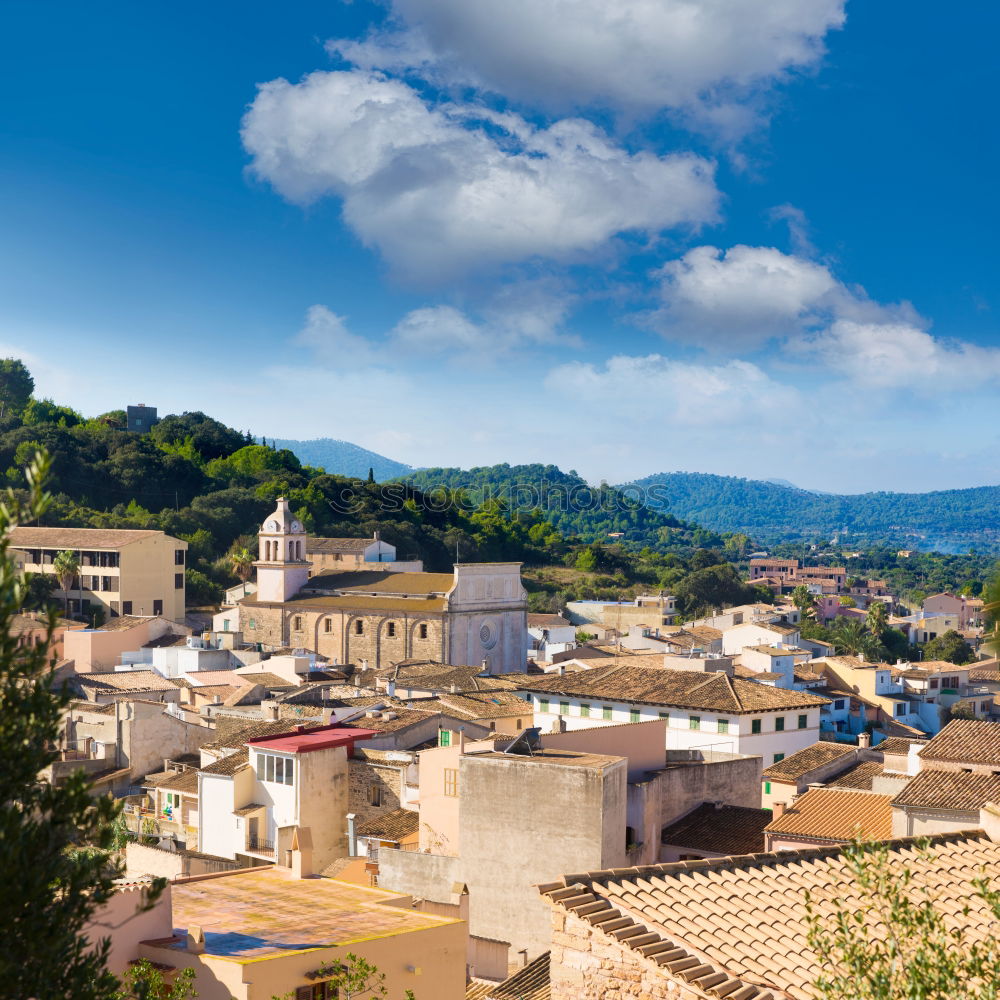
545,354,799,424
329,0,846,135
802,320,1000,388
648,244,839,348
241,69,719,281
295,304,381,365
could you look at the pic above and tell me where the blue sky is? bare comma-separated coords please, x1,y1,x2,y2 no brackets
2,0,999,492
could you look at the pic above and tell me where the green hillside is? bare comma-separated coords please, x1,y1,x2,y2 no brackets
626,471,1000,553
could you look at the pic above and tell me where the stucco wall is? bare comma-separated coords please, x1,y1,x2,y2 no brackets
86,883,173,977
377,848,463,905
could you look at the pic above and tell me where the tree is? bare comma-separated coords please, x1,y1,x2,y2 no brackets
228,544,255,591
273,953,415,1000
830,618,882,660
53,548,80,618
865,600,888,636
791,584,817,619
0,450,135,998
838,595,858,608
116,960,197,1000
923,629,973,665
0,357,34,417
805,836,1000,1000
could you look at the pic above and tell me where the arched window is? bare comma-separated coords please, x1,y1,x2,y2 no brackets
355,619,364,636
386,622,396,638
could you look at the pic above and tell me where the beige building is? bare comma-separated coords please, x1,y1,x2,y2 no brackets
307,532,423,575
12,526,187,622
63,614,190,673
90,867,465,1000
229,498,527,674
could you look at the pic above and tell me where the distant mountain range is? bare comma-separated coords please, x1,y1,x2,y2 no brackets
266,437,413,481
625,471,1000,553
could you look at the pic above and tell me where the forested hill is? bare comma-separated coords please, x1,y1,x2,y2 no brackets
626,471,1000,552
398,463,726,550
266,437,412,481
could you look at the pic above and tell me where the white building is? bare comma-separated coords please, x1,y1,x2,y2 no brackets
197,723,377,871
723,620,801,656
515,663,829,765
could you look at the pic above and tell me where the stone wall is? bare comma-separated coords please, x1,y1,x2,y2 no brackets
376,847,462,905
348,758,404,824
549,905,699,1000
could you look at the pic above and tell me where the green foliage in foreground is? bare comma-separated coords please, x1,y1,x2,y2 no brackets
806,837,1000,1000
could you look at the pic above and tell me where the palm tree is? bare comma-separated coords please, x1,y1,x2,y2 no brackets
791,584,817,621
830,618,882,661
865,600,888,637
52,549,79,619
228,545,255,599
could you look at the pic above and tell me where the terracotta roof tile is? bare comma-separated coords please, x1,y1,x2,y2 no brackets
764,788,893,842
199,748,249,776
659,804,770,856
516,664,829,714
467,951,550,1000
892,769,1000,811
825,760,886,790
876,736,927,755
200,720,321,751
11,526,166,548
75,670,179,693
356,807,419,841
920,719,1000,765
761,742,857,781
541,831,1000,1000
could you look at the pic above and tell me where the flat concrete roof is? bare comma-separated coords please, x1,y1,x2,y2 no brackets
168,868,458,961
472,748,622,769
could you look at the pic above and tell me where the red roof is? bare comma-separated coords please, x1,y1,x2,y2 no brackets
245,724,380,754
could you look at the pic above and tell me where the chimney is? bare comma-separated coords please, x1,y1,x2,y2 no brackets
858,731,871,748
346,813,358,857
289,826,314,879
186,926,205,954
459,728,466,753
321,707,333,725
773,801,786,818
387,679,396,698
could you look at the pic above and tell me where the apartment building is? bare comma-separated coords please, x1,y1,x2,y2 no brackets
515,663,829,764
12,526,187,622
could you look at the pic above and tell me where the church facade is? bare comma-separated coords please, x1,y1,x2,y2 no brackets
236,498,528,674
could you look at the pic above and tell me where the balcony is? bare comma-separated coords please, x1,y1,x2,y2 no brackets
246,836,275,856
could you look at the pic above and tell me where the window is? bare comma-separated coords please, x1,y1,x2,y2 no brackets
659,711,669,720
419,623,428,639
603,705,613,721
689,715,701,730
717,719,729,734
368,784,382,807
764,781,772,795
175,573,184,589
539,699,550,713
930,678,939,689
354,620,364,635
834,699,845,710
444,768,458,797
580,703,591,717
751,718,762,734
387,621,396,638
122,601,133,616
895,704,906,716
559,701,569,715
248,617,256,629
798,714,808,730
153,600,162,615
629,708,640,724
257,752,294,786
439,729,451,747
295,981,337,1000
773,753,785,764
515,719,522,728
293,616,303,632
175,550,185,565
775,716,785,732
324,618,332,633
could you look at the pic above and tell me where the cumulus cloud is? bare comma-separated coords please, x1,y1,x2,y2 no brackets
294,304,379,365
801,320,1000,388
329,0,846,135
647,244,840,348
241,69,719,281
545,355,799,424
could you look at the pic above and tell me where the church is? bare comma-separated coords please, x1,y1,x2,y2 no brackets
233,498,528,674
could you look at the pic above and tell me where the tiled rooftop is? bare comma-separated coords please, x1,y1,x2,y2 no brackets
168,868,458,960
761,742,857,781
920,719,1000,765
876,736,927,756
356,807,419,841
892,769,1000,811
658,803,770,856
539,831,1000,1000
384,660,518,693
466,951,550,1000
11,526,164,548
199,748,249,776
517,664,829,714
825,760,886,791
434,690,532,720
76,670,179,692
764,788,893,842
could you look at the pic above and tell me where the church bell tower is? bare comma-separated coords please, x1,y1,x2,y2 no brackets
254,497,310,603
